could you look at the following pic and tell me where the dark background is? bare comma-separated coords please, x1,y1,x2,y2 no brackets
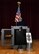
0,0,39,39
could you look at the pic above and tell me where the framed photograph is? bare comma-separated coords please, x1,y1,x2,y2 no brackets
1,29,11,46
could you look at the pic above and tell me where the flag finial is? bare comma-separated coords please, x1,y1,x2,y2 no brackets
17,1,21,5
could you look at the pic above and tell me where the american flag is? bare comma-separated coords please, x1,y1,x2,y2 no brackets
15,5,22,22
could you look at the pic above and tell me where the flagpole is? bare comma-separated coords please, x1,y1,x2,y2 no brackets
16,22,17,26
15,1,22,26
16,1,21,26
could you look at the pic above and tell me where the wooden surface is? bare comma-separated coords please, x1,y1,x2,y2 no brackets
0,40,39,54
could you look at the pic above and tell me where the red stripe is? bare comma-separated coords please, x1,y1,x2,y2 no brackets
15,18,19,22
16,15,19,18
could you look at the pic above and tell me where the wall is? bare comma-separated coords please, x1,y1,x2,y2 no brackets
0,0,39,39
